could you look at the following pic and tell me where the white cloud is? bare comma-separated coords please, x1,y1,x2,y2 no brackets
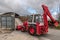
0,0,60,16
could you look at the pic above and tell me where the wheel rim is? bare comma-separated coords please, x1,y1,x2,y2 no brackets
29,27,35,34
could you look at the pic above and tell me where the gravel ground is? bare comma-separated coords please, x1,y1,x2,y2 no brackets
0,28,60,40
0,18,60,40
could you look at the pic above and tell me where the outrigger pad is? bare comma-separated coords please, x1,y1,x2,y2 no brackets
54,21,59,27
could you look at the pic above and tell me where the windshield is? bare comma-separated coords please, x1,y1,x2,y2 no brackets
28,16,33,22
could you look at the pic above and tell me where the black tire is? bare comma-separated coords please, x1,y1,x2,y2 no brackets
28,26,36,35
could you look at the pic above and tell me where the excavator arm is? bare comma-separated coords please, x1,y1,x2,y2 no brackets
42,5,58,27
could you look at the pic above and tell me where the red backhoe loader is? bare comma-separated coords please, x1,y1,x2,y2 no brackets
16,5,58,35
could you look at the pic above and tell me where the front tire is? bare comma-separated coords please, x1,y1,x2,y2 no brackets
21,27,25,32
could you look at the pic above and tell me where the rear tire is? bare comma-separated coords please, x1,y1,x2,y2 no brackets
28,26,36,35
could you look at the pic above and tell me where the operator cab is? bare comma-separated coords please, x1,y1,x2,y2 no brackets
28,14,44,26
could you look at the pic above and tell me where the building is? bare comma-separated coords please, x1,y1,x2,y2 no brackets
0,12,15,30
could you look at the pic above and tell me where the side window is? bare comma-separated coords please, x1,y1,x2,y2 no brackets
34,15,44,23
39,16,44,22
34,16,39,22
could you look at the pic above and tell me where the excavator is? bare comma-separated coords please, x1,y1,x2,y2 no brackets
16,5,58,35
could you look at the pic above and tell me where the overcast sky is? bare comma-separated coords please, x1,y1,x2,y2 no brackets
0,0,60,18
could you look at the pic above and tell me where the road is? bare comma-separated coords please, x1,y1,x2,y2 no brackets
0,28,60,40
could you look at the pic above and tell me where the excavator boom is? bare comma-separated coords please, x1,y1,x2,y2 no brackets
42,5,58,27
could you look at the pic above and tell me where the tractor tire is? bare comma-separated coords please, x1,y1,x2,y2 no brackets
28,26,36,35
21,27,25,32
